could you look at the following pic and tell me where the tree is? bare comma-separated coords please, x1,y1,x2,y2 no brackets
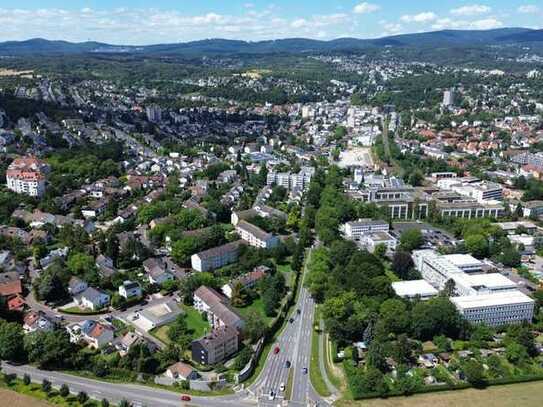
367,341,387,372
464,234,488,259
505,342,529,364
374,243,387,258
167,316,192,351
393,334,413,365
41,379,52,393
441,279,456,297
243,310,267,343
24,330,75,369
59,384,70,398
101,399,110,407
392,251,415,279
119,400,130,407
234,347,254,370
0,320,25,362
463,359,486,387
500,247,521,268
230,282,248,307
410,297,462,340
77,391,88,404
360,367,388,396
23,374,31,386
400,229,424,251
379,299,409,335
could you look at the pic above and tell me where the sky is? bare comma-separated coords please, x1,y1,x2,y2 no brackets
0,1,541,45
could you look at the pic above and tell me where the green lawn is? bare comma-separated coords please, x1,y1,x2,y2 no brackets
150,305,210,345
310,325,331,397
234,297,272,325
277,262,294,287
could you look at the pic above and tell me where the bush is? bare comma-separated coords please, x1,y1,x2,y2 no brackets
77,391,88,404
22,374,31,386
101,399,110,407
119,400,130,407
59,384,70,398
41,379,51,393
3,373,16,385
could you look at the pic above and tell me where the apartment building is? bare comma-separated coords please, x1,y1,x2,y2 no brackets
193,286,244,331
191,325,239,365
266,166,315,190
235,220,279,249
6,156,49,197
191,240,244,272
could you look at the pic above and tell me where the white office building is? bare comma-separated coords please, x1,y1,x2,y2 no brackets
343,219,389,240
411,249,535,326
451,291,534,327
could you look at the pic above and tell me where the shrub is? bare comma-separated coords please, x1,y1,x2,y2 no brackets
23,374,31,386
41,379,51,393
59,384,70,398
77,391,88,404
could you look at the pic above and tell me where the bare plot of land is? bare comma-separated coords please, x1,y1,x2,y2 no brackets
337,147,373,168
0,388,51,407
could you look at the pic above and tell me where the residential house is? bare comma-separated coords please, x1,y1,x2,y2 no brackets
221,266,269,298
119,280,142,299
68,277,88,296
165,362,200,382
75,287,110,311
23,311,56,334
67,320,114,349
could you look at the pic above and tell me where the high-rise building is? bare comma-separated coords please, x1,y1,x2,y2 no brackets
146,104,162,123
442,88,455,107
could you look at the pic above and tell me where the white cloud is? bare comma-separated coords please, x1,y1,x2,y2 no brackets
450,5,491,16
380,21,403,35
400,12,437,23
353,2,380,15
432,17,502,30
517,5,540,14
470,18,503,29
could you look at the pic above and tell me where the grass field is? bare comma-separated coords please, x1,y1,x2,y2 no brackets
335,380,543,407
151,305,210,345
310,326,331,397
234,297,272,325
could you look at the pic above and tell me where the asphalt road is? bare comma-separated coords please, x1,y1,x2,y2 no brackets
1,362,253,407
250,247,326,407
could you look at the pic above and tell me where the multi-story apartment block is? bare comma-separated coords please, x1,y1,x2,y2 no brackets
6,156,49,197
235,220,279,249
191,325,239,365
191,240,244,272
266,166,315,191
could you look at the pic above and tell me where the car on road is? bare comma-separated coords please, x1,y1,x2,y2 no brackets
280,383,285,392
181,394,191,401
268,390,275,400
296,308,301,315
302,367,308,374
285,360,291,368
274,346,280,354
289,317,294,323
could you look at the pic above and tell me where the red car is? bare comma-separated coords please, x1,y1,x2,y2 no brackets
181,395,191,401
273,346,280,354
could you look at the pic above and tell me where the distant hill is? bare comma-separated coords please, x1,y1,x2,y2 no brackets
0,28,541,56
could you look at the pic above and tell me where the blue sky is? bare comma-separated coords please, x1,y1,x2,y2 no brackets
0,1,541,44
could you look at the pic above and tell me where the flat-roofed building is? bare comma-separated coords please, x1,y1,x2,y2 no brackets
392,280,439,300
191,325,239,365
343,218,389,240
451,291,534,326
